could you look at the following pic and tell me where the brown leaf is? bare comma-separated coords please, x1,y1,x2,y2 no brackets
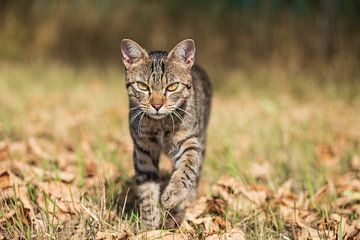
0,170,36,223
36,181,81,217
31,165,76,183
192,217,213,232
212,176,267,213
0,141,9,161
336,174,360,193
184,197,208,221
27,137,52,160
0,171,11,189
8,142,27,159
316,144,337,167
205,197,227,215
11,162,76,184
131,231,187,240
95,231,129,240
213,216,229,230
249,161,273,180
335,193,360,208
205,228,245,240
276,179,293,198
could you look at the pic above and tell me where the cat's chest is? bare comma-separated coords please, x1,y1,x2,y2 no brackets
143,117,179,147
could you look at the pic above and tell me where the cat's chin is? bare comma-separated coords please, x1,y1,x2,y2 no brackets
148,114,168,120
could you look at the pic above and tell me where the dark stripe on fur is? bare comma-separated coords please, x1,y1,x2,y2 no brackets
173,146,201,164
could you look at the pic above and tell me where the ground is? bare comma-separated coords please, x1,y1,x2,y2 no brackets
0,62,359,239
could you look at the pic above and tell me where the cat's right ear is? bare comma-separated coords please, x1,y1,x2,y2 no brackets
121,39,148,69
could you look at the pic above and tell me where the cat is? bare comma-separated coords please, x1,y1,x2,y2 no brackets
121,39,212,229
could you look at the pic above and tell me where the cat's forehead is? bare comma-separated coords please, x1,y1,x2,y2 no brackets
145,51,173,86
148,51,168,74
149,51,168,61
127,50,185,85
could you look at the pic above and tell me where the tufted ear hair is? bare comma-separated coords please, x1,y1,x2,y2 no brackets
168,39,195,68
121,39,148,69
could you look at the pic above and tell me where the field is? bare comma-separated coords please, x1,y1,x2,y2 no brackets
0,62,359,239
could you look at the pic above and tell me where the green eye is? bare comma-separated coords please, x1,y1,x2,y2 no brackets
137,82,149,91
166,83,179,92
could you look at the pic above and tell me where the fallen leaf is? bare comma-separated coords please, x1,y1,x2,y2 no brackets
35,181,81,220
0,170,36,223
95,231,129,240
205,197,226,215
316,144,337,167
184,197,207,221
8,142,27,159
131,230,187,240
0,171,11,189
213,216,228,230
335,193,360,208
11,162,76,184
205,228,245,240
249,161,273,180
30,164,76,183
212,176,267,213
0,141,9,161
27,137,52,160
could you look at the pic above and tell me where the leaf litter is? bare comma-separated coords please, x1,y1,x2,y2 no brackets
1,135,360,239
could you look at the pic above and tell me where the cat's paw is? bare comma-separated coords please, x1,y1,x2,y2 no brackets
139,201,161,229
161,173,190,209
142,213,160,230
137,182,161,229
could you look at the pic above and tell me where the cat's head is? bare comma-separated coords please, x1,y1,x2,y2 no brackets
121,39,195,119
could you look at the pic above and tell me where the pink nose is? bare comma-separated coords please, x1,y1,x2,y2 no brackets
152,104,163,111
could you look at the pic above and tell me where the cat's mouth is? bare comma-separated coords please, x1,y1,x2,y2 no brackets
148,113,168,120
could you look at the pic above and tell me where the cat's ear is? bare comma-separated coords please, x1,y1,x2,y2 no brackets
121,39,148,69
168,39,195,68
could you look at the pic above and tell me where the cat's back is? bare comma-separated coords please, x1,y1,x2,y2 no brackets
191,64,212,128
192,64,212,105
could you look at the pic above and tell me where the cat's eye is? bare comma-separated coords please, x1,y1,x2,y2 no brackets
166,83,179,92
137,82,149,91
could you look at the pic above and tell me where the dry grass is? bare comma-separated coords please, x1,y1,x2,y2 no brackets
0,62,359,239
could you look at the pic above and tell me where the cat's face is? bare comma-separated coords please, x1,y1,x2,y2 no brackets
121,39,195,119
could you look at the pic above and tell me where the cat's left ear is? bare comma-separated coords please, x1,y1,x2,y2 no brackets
168,39,195,68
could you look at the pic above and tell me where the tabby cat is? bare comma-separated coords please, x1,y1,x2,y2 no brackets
121,39,212,229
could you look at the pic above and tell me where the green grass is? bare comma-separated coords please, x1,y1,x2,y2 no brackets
0,62,359,238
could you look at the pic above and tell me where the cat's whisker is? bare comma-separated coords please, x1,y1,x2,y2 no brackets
172,111,184,123
129,106,139,111
138,113,145,138
176,107,194,118
169,113,175,135
176,107,198,124
130,110,142,124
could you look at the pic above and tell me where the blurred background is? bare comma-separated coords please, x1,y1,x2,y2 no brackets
0,0,359,76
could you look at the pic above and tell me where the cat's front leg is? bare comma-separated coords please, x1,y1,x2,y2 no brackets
133,139,161,229
137,181,160,229
161,136,202,209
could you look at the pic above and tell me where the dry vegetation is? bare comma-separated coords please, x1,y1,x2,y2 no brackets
0,62,359,239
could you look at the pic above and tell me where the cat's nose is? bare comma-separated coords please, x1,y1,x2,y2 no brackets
152,104,163,111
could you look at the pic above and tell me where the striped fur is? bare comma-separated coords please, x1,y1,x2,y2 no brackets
121,39,212,229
